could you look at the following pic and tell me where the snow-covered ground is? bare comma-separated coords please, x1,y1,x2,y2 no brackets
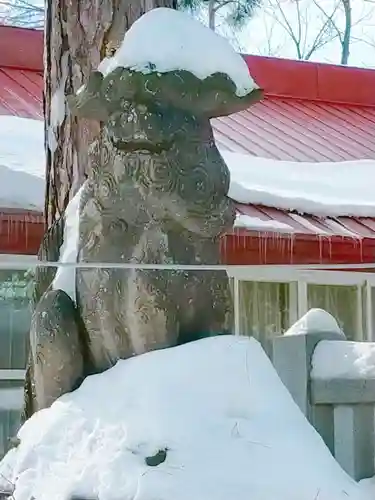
0,336,369,500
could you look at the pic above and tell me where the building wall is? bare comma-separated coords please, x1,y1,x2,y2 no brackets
0,269,31,457
234,270,374,354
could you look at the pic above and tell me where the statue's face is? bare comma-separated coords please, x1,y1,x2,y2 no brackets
105,103,235,238
68,67,258,238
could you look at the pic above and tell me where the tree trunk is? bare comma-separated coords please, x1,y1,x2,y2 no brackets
208,0,215,30
44,0,177,228
341,0,351,65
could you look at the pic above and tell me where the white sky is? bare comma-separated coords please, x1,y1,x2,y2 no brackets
217,0,375,68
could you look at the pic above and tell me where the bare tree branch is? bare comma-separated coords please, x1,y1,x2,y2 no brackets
263,0,304,59
295,0,302,50
312,0,343,42
261,0,358,65
311,0,352,64
257,16,284,56
303,0,341,58
0,0,44,28
212,0,233,14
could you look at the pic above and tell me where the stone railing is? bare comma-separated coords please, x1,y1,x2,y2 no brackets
273,320,375,481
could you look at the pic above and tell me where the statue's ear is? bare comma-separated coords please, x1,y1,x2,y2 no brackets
136,70,262,119
67,71,109,122
199,72,263,118
68,67,141,122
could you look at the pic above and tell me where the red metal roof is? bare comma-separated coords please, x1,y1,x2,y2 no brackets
1,25,375,263
0,25,43,119
214,98,375,161
0,25,43,71
213,55,375,161
0,67,43,118
221,205,375,265
214,56,375,264
0,26,45,253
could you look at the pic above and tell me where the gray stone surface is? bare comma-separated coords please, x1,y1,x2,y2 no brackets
312,379,375,405
273,325,375,481
273,330,344,419
333,404,374,480
22,64,262,420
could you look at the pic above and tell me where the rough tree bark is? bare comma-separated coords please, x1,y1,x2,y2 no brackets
44,0,177,228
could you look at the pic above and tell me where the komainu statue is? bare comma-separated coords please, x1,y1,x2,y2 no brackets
23,8,262,421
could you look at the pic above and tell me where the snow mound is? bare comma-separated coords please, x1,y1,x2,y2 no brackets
0,116,44,211
312,340,375,380
0,336,367,500
98,8,256,97
285,308,344,336
224,151,375,218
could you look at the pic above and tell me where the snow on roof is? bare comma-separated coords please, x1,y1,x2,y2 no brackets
3,115,375,221
234,213,294,233
98,8,257,98
0,116,44,211
0,336,367,500
224,151,375,218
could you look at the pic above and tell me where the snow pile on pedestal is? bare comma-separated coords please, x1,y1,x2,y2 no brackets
0,336,367,500
284,308,344,336
312,340,375,380
98,8,256,97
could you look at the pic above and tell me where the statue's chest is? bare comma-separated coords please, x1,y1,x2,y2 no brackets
76,183,142,263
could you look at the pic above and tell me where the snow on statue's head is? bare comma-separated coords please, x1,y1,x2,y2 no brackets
69,7,262,237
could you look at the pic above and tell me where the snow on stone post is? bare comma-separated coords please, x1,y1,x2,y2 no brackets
311,338,375,481
273,309,375,481
272,309,345,421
